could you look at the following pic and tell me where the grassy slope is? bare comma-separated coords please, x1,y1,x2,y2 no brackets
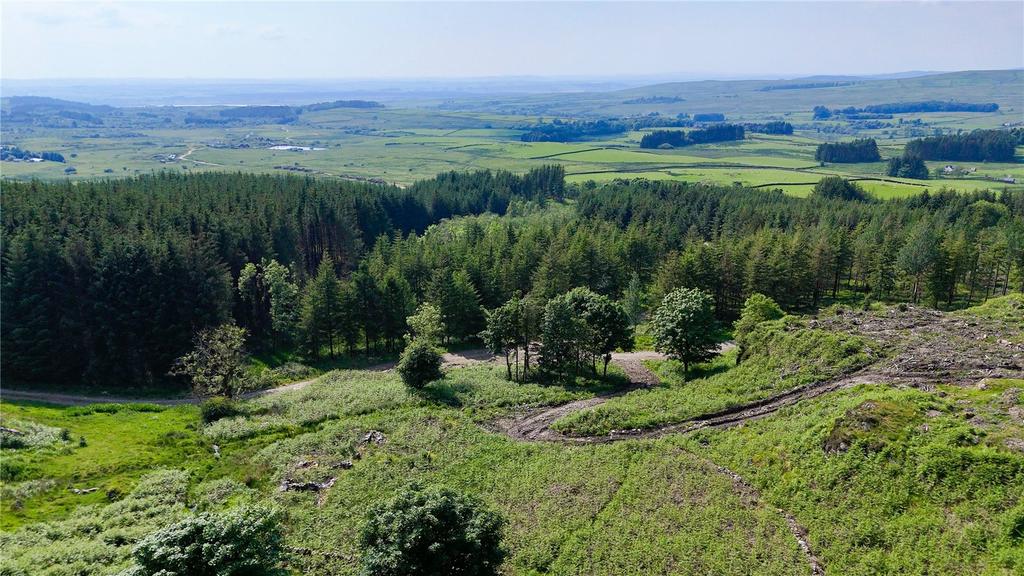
2,298,1022,575
677,380,1024,575
1,364,806,576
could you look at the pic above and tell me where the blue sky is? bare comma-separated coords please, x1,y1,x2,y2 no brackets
2,1,1022,79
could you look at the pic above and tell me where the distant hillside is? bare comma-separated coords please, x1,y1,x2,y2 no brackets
1,95,114,115
466,69,1024,117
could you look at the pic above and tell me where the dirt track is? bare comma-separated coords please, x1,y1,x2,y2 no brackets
0,350,495,407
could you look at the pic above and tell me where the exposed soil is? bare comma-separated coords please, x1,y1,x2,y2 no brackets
813,304,1024,386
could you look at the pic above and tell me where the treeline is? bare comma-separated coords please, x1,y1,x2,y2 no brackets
573,180,1024,315
813,101,998,120
5,169,1022,391
623,96,685,104
368,179,1024,329
0,145,65,163
693,113,725,122
814,138,881,163
520,119,626,142
904,130,1017,162
814,106,891,121
864,101,998,114
887,155,929,179
0,167,564,386
761,81,853,91
744,121,793,135
519,115,691,142
301,100,383,112
640,124,745,149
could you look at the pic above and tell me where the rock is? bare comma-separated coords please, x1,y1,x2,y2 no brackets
279,477,337,492
925,409,942,418
1008,406,1023,424
1005,438,1024,454
362,430,386,445
1001,388,1021,405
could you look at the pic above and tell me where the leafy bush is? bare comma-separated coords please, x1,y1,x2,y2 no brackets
129,503,282,576
397,340,444,389
200,397,240,424
359,484,505,576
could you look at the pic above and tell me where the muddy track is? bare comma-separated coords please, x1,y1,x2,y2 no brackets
496,362,866,445
492,352,826,574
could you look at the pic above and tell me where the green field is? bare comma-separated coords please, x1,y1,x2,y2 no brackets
4,70,1022,198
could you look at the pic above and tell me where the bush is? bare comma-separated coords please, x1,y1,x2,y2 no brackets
359,484,505,576
733,293,784,363
130,503,283,576
397,339,444,389
200,397,239,424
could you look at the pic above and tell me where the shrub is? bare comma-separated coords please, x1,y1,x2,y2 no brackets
359,484,505,576
733,293,784,363
130,503,283,576
397,339,444,389
200,397,239,424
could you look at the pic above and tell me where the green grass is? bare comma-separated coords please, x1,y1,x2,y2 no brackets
959,293,1024,328
0,401,274,531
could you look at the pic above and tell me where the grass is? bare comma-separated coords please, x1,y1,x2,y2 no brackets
958,292,1024,328
0,401,272,531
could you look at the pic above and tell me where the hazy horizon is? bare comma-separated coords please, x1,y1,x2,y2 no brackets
3,1,1022,81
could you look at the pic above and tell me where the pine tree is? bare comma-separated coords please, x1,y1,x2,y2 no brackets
300,257,342,358
622,272,648,327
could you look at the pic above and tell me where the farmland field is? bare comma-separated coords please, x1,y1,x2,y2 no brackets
4,70,1023,198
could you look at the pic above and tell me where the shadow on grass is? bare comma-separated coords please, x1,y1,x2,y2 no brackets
420,381,466,408
649,354,733,385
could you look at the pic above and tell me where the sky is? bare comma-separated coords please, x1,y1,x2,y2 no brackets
2,1,1022,80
